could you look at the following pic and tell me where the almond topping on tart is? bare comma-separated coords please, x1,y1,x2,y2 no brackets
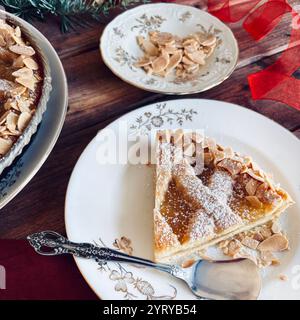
0,19,42,158
245,178,259,196
9,44,35,56
23,57,39,70
18,111,32,132
0,137,13,155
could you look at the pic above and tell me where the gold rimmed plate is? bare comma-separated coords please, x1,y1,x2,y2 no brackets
100,3,239,95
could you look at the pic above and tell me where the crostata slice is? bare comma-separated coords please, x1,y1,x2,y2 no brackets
153,129,294,263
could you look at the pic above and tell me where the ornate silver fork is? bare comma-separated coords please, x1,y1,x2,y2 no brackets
27,231,261,300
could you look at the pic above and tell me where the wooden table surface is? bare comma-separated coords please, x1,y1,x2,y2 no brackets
0,0,300,239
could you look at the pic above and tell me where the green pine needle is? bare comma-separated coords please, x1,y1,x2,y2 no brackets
0,0,144,32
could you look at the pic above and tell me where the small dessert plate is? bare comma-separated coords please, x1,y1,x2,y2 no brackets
100,3,239,95
65,99,300,300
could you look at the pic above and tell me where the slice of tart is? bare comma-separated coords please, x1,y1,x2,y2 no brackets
153,129,294,263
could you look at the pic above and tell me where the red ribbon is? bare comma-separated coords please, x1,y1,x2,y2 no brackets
208,0,300,111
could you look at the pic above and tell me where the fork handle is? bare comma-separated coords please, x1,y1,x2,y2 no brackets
27,231,174,274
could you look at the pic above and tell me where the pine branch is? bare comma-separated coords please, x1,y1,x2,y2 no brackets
0,0,144,32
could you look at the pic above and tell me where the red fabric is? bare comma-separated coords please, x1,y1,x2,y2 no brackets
0,240,98,300
207,0,300,111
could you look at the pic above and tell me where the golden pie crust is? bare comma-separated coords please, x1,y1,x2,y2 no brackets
153,129,294,263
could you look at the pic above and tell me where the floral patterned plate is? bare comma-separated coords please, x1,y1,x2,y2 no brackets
65,99,300,300
100,3,238,95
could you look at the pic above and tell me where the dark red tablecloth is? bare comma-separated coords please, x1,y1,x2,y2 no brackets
0,240,98,300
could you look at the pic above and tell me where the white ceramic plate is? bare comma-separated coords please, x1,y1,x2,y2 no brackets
65,99,300,300
100,3,238,94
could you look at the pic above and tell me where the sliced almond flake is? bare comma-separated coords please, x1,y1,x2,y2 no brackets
155,32,174,46
256,183,281,205
152,52,169,73
12,67,33,79
184,44,198,54
163,45,177,55
227,239,242,257
246,195,263,209
3,129,20,136
0,111,10,125
134,57,152,68
12,34,25,45
259,226,272,239
204,42,217,57
17,99,31,113
193,32,207,44
9,44,35,56
186,50,206,65
183,63,199,73
23,57,39,70
253,232,264,242
242,156,252,167
241,236,260,250
12,55,25,68
245,178,259,196
4,99,15,111
17,111,31,132
223,146,234,159
181,56,194,66
217,158,243,176
246,168,265,182
15,26,21,37
260,251,280,266
202,35,217,47
213,150,225,164
140,39,159,56
218,240,229,249
6,112,18,132
16,77,36,91
0,137,13,155
0,35,6,46
166,51,182,72
271,221,281,234
258,234,289,252
183,38,199,47
11,85,27,96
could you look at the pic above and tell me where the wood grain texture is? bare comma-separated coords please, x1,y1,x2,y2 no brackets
0,1,299,239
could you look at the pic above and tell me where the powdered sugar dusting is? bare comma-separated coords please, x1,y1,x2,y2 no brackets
173,161,242,232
